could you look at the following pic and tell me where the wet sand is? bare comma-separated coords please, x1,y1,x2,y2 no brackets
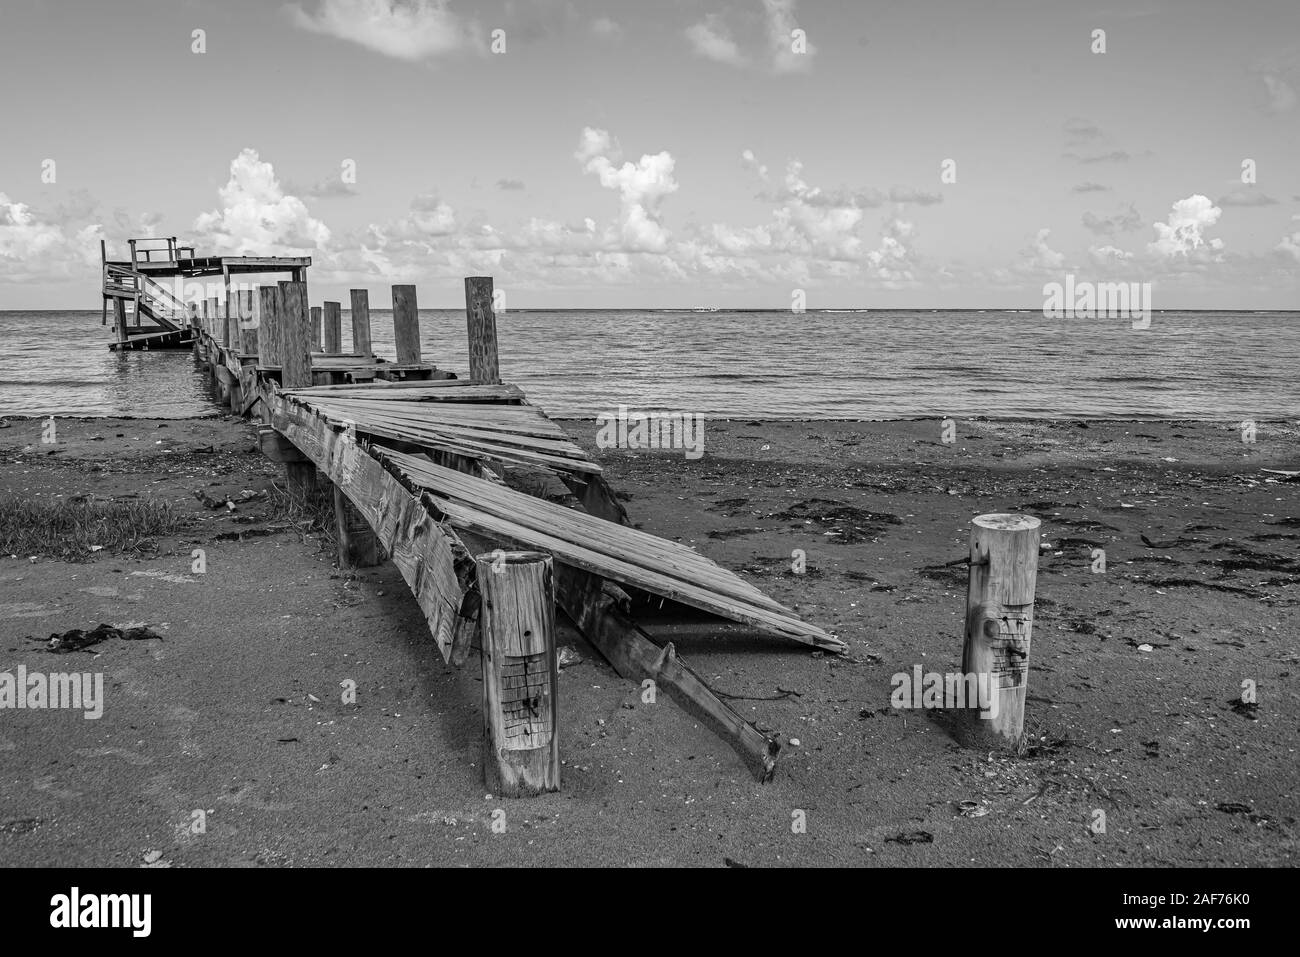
1,413,1297,866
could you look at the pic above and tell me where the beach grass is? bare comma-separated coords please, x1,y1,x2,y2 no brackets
0,496,185,561
263,482,342,556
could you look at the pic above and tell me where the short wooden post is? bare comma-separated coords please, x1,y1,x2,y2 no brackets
333,485,378,568
310,306,323,353
350,289,372,358
224,305,236,351
464,276,500,384
961,514,1041,749
323,301,342,355
201,299,210,337
392,284,422,365
258,286,280,367
278,281,313,389
475,551,560,797
207,298,219,338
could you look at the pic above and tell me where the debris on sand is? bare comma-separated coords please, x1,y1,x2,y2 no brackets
775,498,901,544
1227,698,1259,720
29,623,164,654
885,830,934,845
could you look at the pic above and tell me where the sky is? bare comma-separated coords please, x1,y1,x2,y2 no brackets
1,0,1299,309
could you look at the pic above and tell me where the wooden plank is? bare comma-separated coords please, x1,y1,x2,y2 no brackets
258,286,281,367
419,489,840,650
552,562,779,782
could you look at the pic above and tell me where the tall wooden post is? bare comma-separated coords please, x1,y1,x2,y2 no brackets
464,276,500,384
323,301,342,355
475,551,560,797
310,306,323,353
222,265,233,348
201,299,210,337
961,514,1040,749
207,298,219,337
278,281,313,389
392,284,422,365
350,289,372,358
258,286,280,367
278,281,316,500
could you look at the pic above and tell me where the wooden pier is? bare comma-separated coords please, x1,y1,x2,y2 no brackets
169,264,841,788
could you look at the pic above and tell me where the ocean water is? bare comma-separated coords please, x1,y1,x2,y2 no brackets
0,309,1297,420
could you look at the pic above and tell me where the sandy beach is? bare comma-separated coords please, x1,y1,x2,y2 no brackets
0,412,1296,867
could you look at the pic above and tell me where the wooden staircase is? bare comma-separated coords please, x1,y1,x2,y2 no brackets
102,238,197,351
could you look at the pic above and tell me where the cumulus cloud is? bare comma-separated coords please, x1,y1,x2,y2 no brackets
193,149,330,254
1146,194,1223,259
574,127,678,253
685,15,746,67
865,213,919,286
1023,228,1065,272
288,0,475,61
1278,215,1300,262
741,148,769,180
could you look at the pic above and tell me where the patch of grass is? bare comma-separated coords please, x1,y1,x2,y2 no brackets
0,496,185,562
263,481,341,556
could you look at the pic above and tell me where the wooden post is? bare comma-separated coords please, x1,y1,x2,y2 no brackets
222,265,233,348
207,298,219,338
322,301,342,355
258,286,280,367
113,298,127,348
333,485,378,568
392,284,422,365
350,289,372,358
224,305,236,351
464,277,500,384
961,513,1041,749
278,281,313,389
308,306,321,353
475,551,560,797
238,289,257,355
278,280,316,500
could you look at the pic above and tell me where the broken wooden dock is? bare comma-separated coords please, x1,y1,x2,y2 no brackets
162,264,841,788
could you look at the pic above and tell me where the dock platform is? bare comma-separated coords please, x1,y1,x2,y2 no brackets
169,267,840,788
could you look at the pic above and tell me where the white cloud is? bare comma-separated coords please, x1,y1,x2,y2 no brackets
193,149,330,254
763,0,815,73
0,193,104,284
574,127,678,253
1146,194,1223,259
685,16,746,67
288,0,475,61
1261,74,1297,113
1279,215,1300,262
1024,228,1066,272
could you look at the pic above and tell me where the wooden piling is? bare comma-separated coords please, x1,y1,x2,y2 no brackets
961,513,1041,749
258,286,280,367
323,301,342,355
277,281,316,500
278,281,313,389
310,306,323,353
113,298,127,348
350,289,372,358
222,265,233,348
464,276,500,384
333,485,379,568
475,551,560,796
392,284,422,365
239,289,258,355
